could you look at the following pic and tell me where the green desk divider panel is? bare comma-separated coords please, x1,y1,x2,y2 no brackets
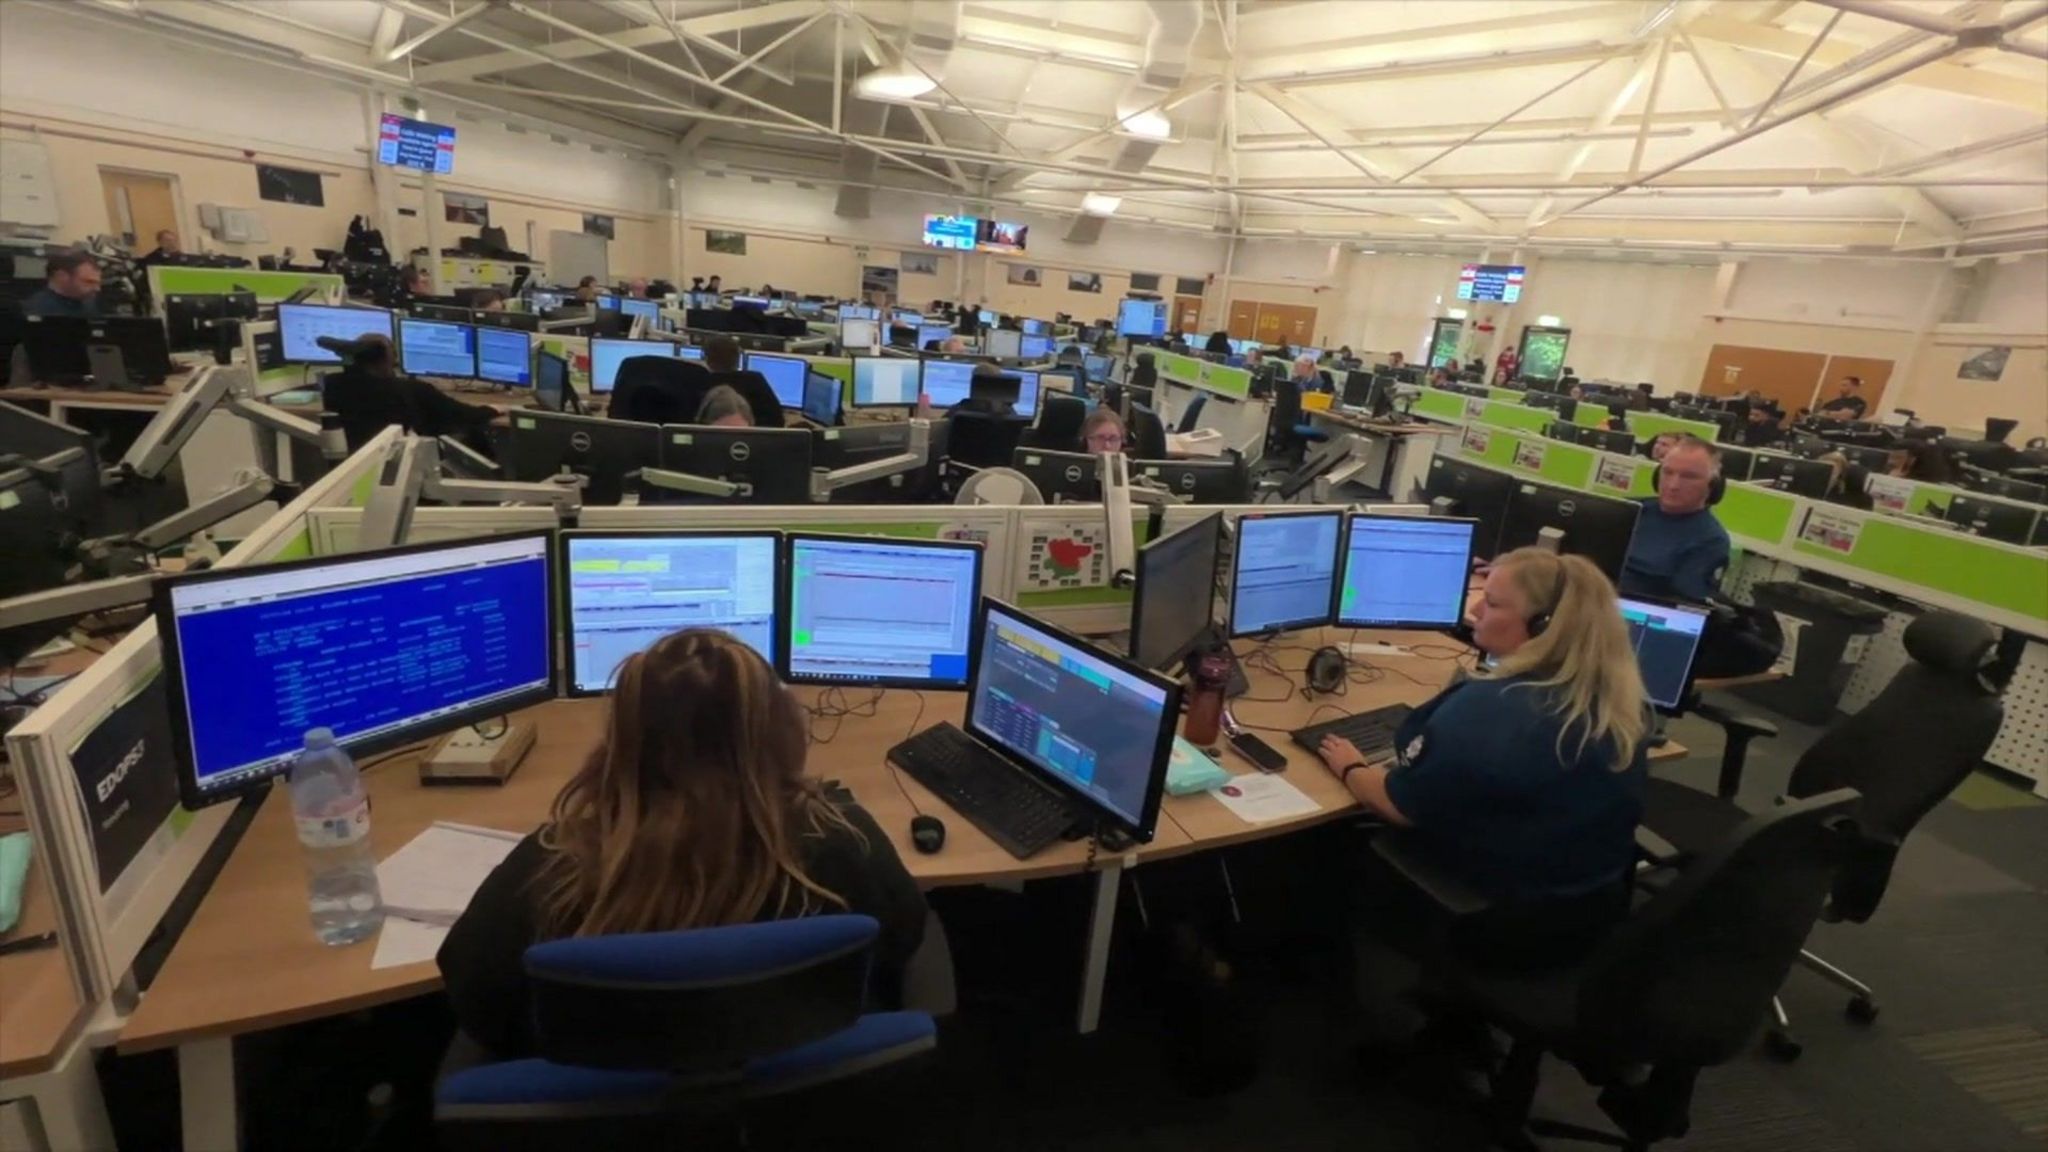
1628,411,1721,443
1713,483,1798,544
150,267,343,301
1412,387,1467,422
1153,350,1251,400
1478,402,1554,435
1487,386,1524,402
1792,514,2048,623
1455,427,1597,489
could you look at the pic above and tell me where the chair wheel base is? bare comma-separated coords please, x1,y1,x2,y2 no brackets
1846,995,1879,1024
1765,1028,1803,1062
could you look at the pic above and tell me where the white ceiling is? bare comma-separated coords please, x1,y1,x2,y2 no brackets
80,0,2048,258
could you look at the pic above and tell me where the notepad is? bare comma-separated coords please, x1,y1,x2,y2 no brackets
376,822,523,927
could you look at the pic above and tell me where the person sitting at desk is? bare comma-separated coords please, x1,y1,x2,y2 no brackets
438,629,927,1062
139,229,181,267
1387,350,1406,373
1081,407,1127,454
574,275,599,304
696,384,752,428
699,335,786,428
1739,402,1783,447
321,333,499,451
22,250,101,318
1619,435,1730,602
1315,549,1650,954
1890,439,1954,484
1289,355,1326,394
625,277,650,299
472,289,505,312
1204,330,1232,355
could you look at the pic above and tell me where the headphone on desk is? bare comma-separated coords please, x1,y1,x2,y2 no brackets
1305,646,1348,694
1525,558,1571,639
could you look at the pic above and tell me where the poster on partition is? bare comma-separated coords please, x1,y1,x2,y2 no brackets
1796,507,1862,555
1461,426,1491,455
1594,456,1636,494
1865,474,1913,513
1512,440,1547,472
68,674,183,894
1462,397,1488,421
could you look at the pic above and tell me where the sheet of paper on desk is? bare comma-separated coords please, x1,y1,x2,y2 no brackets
1208,774,1320,824
371,917,448,971
376,822,523,926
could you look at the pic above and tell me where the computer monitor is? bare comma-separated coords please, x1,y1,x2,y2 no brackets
162,292,256,352
1334,513,1477,630
917,323,954,349
595,294,620,311
0,398,92,459
851,356,922,407
619,297,659,325
588,337,680,394
410,302,473,324
533,351,571,412
1420,455,1516,560
1009,369,1043,419
154,532,556,808
1130,513,1222,671
841,304,879,321
1021,318,1050,337
922,358,977,409
1943,494,2037,544
1019,333,1053,361
801,369,842,426
474,325,532,387
779,534,983,688
985,327,1023,360
397,317,477,379
977,308,996,327
742,351,808,408
1083,352,1112,382
966,600,1181,843
277,303,395,365
840,317,878,349
1751,455,1835,499
1965,472,2047,505
1011,447,1101,502
1621,595,1710,714
1496,481,1643,585
505,410,661,505
0,462,68,604
1229,509,1342,637
557,530,780,695
1714,444,1756,483
661,425,813,503
475,310,541,333
1132,457,1246,504
18,315,91,380
678,345,704,363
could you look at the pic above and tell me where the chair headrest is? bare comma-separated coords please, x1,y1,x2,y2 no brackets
1903,611,1995,679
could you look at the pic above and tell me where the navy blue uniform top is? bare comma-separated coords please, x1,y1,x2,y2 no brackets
1620,498,1729,602
1383,676,1648,905
21,288,97,318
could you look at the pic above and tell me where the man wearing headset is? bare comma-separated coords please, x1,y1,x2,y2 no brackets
1620,435,1729,602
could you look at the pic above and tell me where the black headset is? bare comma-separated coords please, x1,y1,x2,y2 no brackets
1526,558,1570,639
1306,646,1348,694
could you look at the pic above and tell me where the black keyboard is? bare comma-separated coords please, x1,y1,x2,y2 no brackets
887,723,1074,860
1289,703,1414,764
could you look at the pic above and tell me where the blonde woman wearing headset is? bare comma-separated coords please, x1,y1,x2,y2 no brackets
1318,548,1652,935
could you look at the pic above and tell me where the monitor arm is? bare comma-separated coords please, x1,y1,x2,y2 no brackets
118,364,344,481
633,468,741,500
357,436,585,549
1101,451,1139,590
0,571,158,641
102,471,279,557
806,419,931,502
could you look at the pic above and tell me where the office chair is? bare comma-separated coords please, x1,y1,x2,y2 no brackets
943,409,1029,468
1382,789,1859,1151
610,356,711,425
1019,392,1087,451
1262,378,1327,469
435,915,935,1152
1641,611,2004,1059
1176,393,1208,435
1127,403,1169,461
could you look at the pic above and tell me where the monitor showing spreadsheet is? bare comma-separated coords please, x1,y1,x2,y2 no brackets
559,531,780,695
922,359,977,408
985,328,1022,360
780,534,983,689
1229,510,1342,637
397,318,477,379
277,303,394,364
474,325,532,387
1335,514,1477,629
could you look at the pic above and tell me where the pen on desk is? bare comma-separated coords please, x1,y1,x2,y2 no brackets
0,931,59,956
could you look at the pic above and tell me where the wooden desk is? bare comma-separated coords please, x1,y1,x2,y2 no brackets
1301,410,1448,499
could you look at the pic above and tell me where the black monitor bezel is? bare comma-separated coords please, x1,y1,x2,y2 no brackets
1334,512,1479,630
1226,507,1344,639
472,324,535,388
275,302,395,365
397,315,480,380
1129,512,1222,672
1619,592,1713,715
153,529,559,809
777,532,986,691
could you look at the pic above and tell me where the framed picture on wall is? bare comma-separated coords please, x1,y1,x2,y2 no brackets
1068,271,1102,293
1007,264,1041,286
900,251,938,275
1176,276,1207,296
582,213,615,239
1958,346,2011,382
707,228,746,254
255,164,323,207
1129,272,1160,291
862,265,900,297
445,193,489,225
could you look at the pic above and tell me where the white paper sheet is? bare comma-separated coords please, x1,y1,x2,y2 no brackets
370,916,449,971
1208,773,1322,824
375,821,523,926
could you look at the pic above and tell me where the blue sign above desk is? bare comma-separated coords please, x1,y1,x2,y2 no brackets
377,113,456,174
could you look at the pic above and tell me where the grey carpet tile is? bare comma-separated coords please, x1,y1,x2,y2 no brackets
1907,1023,2048,1146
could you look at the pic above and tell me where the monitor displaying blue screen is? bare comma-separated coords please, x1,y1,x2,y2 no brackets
917,323,954,349
743,351,808,408
1622,596,1710,711
1019,333,1052,360
978,309,996,326
1084,353,1112,381
157,534,553,804
893,309,923,326
678,345,704,362
561,532,779,695
802,370,842,426
922,359,977,408
619,297,659,323
1335,514,1475,629
1118,298,1168,338
782,535,982,688
474,325,532,387
596,295,620,311
398,318,477,379
852,357,921,407
1230,510,1342,637
589,337,680,393
278,303,394,364
1011,370,1041,418
1021,318,1050,337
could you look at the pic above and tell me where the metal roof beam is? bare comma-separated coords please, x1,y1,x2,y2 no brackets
412,0,824,83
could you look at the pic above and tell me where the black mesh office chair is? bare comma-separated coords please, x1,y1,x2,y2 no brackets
610,357,711,425
1020,392,1087,451
1640,610,2005,1059
1385,789,1860,1151
1176,393,1208,435
943,410,1029,469
1127,403,1168,461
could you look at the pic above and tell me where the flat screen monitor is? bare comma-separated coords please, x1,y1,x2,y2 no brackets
619,298,659,324
780,534,984,689
801,369,842,426
1010,369,1042,419
558,530,780,695
1336,514,1477,630
1621,595,1710,713
1753,455,1835,499
977,309,997,326
397,317,477,379
0,463,68,602
1117,298,1168,338
851,356,922,407
505,410,660,505
916,323,954,349
1943,494,2037,544
966,601,1179,842
1019,333,1053,361
588,337,679,394
840,304,879,321
985,328,1022,360
922,214,978,251
1132,457,1246,504
1020,318,1051,337
596,294,620,311
922,358,977,409
376,112,455,173
892,309,924,327
661,426,813,503
1457,263,1526,303
276,303,394,364
1229,509,1342,637
155,533,554,807
1084,353,1112,382
1421,455,1517,560
527,290,564,312
474,326,532,387
534,351,570,412
678,345,704,363
1130,513,1222,671
840,317,878,349
1496,481,1643,585
977,219,1028,254
1011,447,1100,503
742,351,808,408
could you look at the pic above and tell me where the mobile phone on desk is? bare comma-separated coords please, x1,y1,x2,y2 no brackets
1226,730,1287,773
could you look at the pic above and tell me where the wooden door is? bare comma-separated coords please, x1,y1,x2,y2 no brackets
1173,294,1203,334
1699,343,1828,412
1259,303,1318,347
1227,299,1259,341
100,170,178,250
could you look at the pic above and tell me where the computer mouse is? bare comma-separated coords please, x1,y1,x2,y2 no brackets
909,814,946,855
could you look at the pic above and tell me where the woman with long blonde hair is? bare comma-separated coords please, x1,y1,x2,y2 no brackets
1317,548,1651,915
439,629,926,1059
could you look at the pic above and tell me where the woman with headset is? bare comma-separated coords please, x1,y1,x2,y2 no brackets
1317,549,1652,957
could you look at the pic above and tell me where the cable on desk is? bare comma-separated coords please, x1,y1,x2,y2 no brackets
358,742,433,775
805,686,884,746
883,690,928,819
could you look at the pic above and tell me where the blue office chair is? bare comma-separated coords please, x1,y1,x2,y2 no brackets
435,915,935,1151
1176,393,1208,434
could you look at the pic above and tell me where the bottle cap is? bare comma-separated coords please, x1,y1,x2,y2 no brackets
304,727,336,749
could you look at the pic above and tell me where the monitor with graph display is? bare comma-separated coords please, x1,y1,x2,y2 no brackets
1229,509,1343,637
1335,514,1477,629
780,534,984,689
558,531,781,695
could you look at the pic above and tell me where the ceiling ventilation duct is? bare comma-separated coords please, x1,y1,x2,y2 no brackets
1068,0,1202,244
839,4,960,219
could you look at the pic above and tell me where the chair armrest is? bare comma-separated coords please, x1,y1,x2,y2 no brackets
1370,833,1492,919
1634,825,1682,867
1691,701,1778,742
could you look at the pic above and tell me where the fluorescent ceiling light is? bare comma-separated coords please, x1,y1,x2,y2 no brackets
1082,193,1122,216
856,64,938,102
1117,109,1172,140
1537,314,1563,326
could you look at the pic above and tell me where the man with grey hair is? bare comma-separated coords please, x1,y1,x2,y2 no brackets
1290,354,1327,394
694,384,752,428
1620,435,1730,602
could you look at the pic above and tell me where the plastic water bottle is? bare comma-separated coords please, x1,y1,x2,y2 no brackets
287,728,384,946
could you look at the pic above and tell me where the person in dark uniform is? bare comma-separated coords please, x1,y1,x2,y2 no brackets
1816,376,1868,420
320,333,499,450
139,229,182,266
1620,435,1730,602
438,630,927,1062
700,335,786,427
22,250,101,317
